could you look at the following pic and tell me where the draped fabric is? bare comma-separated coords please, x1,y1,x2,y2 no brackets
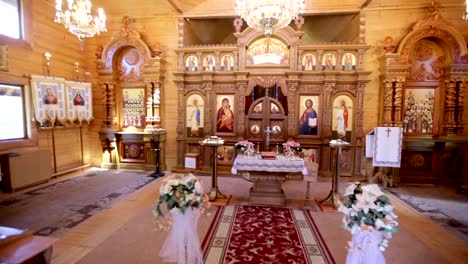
346,230,386,264
31,75,67,124
65,81,93,123
159,208,203,264
31,75,93,124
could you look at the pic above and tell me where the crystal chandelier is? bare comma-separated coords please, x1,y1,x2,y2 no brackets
54,0,107,40
235,0,306,36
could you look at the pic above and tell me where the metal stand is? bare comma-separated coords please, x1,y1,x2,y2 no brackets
318,143,348,209
150,140,164,178
149,129,166,178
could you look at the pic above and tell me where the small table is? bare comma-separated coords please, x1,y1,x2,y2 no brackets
0,235,56,264
232,155,307,205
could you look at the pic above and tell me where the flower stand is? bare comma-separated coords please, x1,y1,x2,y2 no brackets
159,208,203,264
346,230,385,264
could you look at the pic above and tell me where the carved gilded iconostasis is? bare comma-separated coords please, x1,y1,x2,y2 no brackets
381,5,468,186
96,17,165,171
174,13,371,178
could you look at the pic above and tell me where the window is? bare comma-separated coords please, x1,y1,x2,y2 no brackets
0,83,26,140
0,0,22,39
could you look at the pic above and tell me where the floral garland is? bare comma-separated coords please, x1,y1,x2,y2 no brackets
154,173,209,230
338,182,398,252
283,140,302,152
235,140,254,150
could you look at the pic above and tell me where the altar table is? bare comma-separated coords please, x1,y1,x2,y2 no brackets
231,155,307,205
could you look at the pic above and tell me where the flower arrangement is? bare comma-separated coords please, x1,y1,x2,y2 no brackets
154,173,209,230
235,140,254,150
283,141,302,152
338,182,398,252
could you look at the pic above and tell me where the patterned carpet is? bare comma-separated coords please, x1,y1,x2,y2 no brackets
202,205,335,264
0,169,156,238
388,185,468,243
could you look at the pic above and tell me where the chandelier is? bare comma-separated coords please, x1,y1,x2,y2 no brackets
54,0,107,40
235,0,306,36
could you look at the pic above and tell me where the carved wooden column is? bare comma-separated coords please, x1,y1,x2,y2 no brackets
321,82,335,176
444,80,457,134
101,82,116,131
196,52,203,71
323,82,335,138
214,51,221,72
236,82,247,138
357,49,366,71
356,83,366,139
457,81,465,133
354,83,366,177
317,50,323,71
337,50,344,71
176,83,185,168
178,52,185,72
238,45,247,71
297,50,304,71
393,77,404,127
203,83,213,135
382,79,394,126
287,83,298,139
233,51,239,71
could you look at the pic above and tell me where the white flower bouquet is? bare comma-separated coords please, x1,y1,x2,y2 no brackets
283,141,302,152
235,140,254,150
338,182,398,252
154,173,209,230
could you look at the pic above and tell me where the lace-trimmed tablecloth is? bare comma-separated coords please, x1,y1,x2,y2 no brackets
231,155,308,175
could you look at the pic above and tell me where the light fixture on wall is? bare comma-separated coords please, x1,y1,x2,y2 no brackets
54,0,107,41
44,52,52,76
464,0,468,20
234,0,306,36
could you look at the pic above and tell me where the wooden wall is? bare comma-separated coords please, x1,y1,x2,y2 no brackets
0,0,93,174
1,0,466,174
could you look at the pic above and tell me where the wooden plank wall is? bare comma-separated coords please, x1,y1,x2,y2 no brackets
1,0,467,175
0,0,92,174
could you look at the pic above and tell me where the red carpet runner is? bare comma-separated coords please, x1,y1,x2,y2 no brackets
202,205,335,264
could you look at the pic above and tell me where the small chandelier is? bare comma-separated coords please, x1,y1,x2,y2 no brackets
235,0,306,36
54,0,107,40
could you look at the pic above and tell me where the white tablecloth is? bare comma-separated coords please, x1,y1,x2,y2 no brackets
231,155,308,175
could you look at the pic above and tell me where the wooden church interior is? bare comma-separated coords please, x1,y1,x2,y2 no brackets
0,0,467,261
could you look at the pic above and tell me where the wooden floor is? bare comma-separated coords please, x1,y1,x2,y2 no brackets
46,175,468,263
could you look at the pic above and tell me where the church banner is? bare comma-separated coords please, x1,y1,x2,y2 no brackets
65,81,93,123
31,75,66,125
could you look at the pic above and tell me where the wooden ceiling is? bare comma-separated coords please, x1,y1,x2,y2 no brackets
91,0,373,18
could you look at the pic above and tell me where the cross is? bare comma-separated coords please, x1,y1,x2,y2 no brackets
264,126,273,150
385,128,391,137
